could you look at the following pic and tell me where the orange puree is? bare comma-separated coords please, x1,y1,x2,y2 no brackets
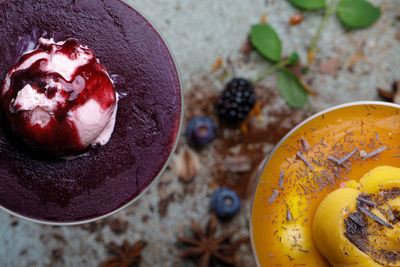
251,103,400,266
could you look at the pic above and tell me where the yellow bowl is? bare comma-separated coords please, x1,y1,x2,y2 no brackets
250,101,400,266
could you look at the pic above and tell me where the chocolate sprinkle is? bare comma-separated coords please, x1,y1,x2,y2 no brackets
327,156,342,165
296,152,313,171
286,205,292,222
327,148,359,166
279,170,284,188
268,190,279,204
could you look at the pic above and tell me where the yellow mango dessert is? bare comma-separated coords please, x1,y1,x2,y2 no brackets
314,166,400,267
251,102,400,266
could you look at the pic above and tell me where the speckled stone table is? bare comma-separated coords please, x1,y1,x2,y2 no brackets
0,0,398,266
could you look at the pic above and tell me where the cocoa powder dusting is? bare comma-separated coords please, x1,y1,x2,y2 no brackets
184,81,309,199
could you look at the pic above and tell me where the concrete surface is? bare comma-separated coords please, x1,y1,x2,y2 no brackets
0,0,398,266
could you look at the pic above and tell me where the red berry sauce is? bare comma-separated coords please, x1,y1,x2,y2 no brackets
2,39,116,156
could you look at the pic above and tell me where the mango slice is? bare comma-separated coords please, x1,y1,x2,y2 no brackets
313,166,400,266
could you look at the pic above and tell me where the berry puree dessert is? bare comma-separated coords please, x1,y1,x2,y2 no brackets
2,38,117,156
251,102,400,266
0,0,181,223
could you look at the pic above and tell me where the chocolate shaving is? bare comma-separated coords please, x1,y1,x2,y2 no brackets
287,254,294,261
357,196,377,208
359,207,393,229
268,190,279,204
286,205,292,222
278,170,284,188
363,146,387,159
327,148,358,166
298,249,309,253
338,148,359,164
296,152,313,171
348,212,365,227
344,210,369,253
344,188,400,265
387,208,395,221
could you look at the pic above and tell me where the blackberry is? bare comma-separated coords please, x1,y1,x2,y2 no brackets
216,78,256,124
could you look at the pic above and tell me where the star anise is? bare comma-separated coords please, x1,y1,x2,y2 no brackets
178,214,241,267
101,239,147,267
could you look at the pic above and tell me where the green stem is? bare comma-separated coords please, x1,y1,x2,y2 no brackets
252,58,290,85
308,0,337,64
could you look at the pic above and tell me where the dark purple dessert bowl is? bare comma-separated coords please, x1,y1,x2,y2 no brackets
0,0,183,224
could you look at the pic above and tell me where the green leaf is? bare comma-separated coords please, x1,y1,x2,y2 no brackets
277,68,308,108
250,24,282,62
288,0,326,10
337,0,380,29
288,52,299,65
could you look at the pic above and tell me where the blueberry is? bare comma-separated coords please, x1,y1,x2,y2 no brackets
186,116,216,149
210,187,241,219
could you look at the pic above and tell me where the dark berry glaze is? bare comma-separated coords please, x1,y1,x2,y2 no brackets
0,0,181,222
2,38,116,155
